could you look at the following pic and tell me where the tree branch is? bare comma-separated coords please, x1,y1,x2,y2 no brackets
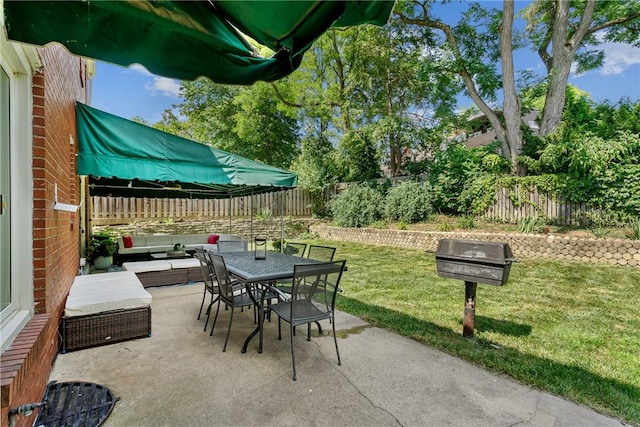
568,0,596,50
269,83,303,108
269,83,342,110
585,12,640,36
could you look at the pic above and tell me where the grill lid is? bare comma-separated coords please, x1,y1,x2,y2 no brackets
435,239,514,265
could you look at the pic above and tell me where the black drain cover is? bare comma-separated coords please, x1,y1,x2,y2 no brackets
34,381,118,427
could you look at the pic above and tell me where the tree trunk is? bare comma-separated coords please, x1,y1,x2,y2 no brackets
386,76,401,177
539,0,595,136
500,1,524,175
538,58,573,136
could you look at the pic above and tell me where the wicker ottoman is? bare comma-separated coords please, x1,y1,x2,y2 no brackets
122,260,188,287
166,258,206,283
62,271,152,352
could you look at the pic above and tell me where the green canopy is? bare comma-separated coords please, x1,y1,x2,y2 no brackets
3,0,394,84
76,103,297,199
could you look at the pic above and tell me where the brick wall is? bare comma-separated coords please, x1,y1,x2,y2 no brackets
33,44,86,315
1,44,88,427
310,225,640,268
0,316,56,427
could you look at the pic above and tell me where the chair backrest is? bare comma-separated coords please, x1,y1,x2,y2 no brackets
284,242,307,257
217,240,248,252
307,245,336,261
194,247,212,289
290,260,346,320
210,254,235,304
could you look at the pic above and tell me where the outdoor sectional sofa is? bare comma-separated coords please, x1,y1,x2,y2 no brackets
115,233,243,264
122,258,206,288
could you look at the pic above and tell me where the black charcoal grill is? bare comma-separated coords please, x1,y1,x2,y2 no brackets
434,239,517,337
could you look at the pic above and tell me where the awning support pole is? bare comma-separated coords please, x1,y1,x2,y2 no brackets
250,191,254,246
228,196,232,235
280,191,285,253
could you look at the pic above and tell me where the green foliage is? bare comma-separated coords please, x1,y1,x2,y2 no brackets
437,220,454,232
459,174,498,215
625,218,640,240
271,239,284,252
338,128,382,182
591,227,610,239
575,210,621,230
329,183,384,228
86,234,117,260
514,96,640,221
256,208,272,221
397,220,407,231
170,80,299,169
517,216,547,234
426,143,505,215
457,215,476,229
291,135,338,217
370,220,387,229
231,83,300,168
384,181,433,223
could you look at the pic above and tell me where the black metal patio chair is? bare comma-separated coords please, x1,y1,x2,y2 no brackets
269,260,347,380
306,245,336,261
284,242,307,257
209,253,257,351
195,247,217,331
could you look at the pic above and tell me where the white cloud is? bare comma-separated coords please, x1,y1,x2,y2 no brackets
124,64,181,97
128,64,153,76
145,77,181,98
599,42,640,76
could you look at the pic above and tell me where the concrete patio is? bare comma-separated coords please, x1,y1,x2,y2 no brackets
49,283,625,427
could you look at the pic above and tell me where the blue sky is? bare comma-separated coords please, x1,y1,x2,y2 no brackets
91,2,640,124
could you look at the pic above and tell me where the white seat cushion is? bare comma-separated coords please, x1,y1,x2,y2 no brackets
168,258,201,269
122,260,172,273
65,271,152,317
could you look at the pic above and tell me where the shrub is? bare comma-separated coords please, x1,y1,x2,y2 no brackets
370,220,387,229
257,207,272,220
437,220,454,232
272,239,285,251
329,183,384,227
457,215,476,229
625,218,640,240
384,181,433,224
517,216,547,234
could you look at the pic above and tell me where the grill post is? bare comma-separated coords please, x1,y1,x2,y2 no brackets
463,281,477,337
434,239,517,338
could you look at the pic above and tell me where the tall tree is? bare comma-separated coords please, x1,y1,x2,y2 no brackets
395,1,527,173
161,79,299,168
395,0,640,173
523,0,640,136
345,21,448,177
231,83,299,168
274,21,450,177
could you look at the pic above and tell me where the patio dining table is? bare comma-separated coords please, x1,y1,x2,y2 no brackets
217,250,320,353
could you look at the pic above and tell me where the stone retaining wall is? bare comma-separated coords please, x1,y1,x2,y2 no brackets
310,225,640,268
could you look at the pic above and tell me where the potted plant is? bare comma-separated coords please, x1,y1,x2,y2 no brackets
86,234,118,269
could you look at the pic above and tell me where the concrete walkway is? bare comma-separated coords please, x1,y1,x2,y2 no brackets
49,284,627,427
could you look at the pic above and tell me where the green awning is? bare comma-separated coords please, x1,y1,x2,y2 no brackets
76,102,297,199
3,0,394,84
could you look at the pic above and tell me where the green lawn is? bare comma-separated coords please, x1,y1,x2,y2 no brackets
301,239,640,425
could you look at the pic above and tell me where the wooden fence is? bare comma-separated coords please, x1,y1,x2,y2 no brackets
91,188,313,225
482,185,592,225
92,184,592,226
